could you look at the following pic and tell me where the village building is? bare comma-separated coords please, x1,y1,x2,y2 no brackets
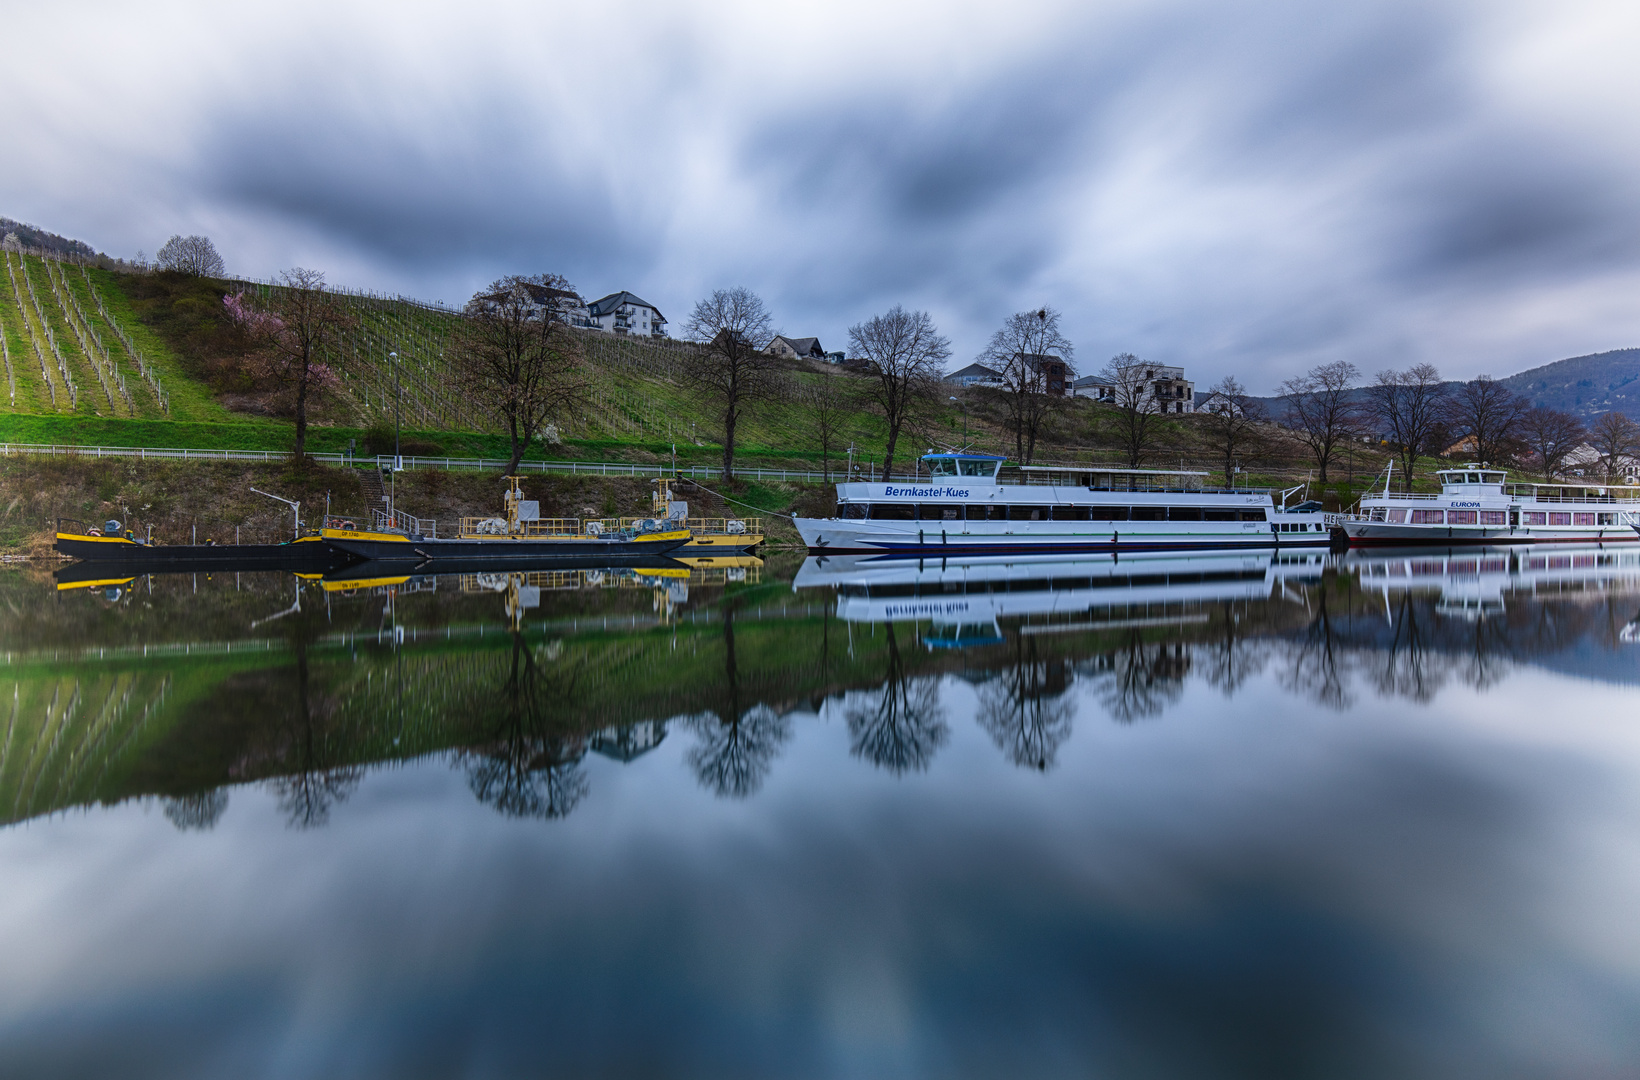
767,335,827,361
586,292,667,337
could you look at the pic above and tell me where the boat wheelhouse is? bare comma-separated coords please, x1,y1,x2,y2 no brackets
793,453,1333,556
1339,463,1640,546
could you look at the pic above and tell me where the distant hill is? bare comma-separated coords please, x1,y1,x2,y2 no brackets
1497,349,1640,419
1252,348,1640,421
0,216,96,259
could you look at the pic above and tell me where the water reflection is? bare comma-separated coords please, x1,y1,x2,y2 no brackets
6,546,1640,833
844,622,947,774
7,546,1640,1073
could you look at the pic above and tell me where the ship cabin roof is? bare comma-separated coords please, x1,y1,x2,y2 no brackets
1016,464,1211,493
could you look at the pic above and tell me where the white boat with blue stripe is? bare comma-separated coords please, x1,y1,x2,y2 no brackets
794,453,1334,556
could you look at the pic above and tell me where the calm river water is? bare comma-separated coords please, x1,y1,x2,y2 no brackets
3,547,1640,1078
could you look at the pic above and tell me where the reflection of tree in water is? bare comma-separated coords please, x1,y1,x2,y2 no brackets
162,789,229,831
684,606,793,798
1200,608,1270,698
1456,612,1515,692
1280,590,1354,710
977,636,1075,770
1081,632,1189,725
845,623,947,775
265,637,362,829
1367,593,1447,704
458,630,589,820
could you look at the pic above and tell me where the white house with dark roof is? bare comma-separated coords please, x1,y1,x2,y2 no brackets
587,292,667,337
944,362,1006,389
767,335,826,360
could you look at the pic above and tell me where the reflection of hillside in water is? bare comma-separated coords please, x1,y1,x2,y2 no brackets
4,547,1638,830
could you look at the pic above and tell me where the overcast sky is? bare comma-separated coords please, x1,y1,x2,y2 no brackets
5,0,1640,391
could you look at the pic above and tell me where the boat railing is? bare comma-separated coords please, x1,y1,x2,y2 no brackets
457,516,586,539
590,516,763,536
372,508,438,537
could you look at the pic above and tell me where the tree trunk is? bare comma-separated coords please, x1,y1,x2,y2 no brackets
506,413,525,473
293,365,309,459
722,406,737,483
881,423,901,482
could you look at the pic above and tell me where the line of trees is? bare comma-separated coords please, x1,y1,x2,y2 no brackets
1278,362,1640,487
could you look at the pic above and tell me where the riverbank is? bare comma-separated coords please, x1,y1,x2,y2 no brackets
0,457,825,555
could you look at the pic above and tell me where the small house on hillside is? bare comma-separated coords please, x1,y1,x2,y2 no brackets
519,283,597,328
587,292,667,337
767,335,827,360
945,362,1006,389
1071,375,1115,402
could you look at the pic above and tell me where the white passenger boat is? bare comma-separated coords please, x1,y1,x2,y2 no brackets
1338,463,1640,546
793,453,1334,556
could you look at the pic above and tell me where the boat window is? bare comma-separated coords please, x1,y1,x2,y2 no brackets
1129,507,1166,522
1388,509,1407,523
1485,473,1505,484
1524,512,1546,525
1051,505,1092,520
868,504,916,520
928,458,957,479
1599,513,1617,525
1203,509,1238,521
959,458,999,478
1448,510,1478,524
919,504,960,521
1239,510,1267,522
1549,512,1571,526
1574,513,1596,526
1168,507,1203,521
1480,511,1507,525
1411,509,1444,524
841,503,868,519
965,504,1004,521
1089,507,1128,522
1008,505,1045,521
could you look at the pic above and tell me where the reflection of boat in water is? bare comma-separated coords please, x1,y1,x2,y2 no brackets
795,550,1329,644
1346,545,1640,620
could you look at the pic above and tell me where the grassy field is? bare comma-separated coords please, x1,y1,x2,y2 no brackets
0,257,1457,504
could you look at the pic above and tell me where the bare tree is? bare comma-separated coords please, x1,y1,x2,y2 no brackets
979,307,1075,465
237,268,353,460
1367,363,1449,491
452,274,589,473
1096,352,1164,467
805,372,856,482
849,305,951,480
1588,412,1640,483
1448,376,1528,466
683,287,779,482
1277,361,1360,482
1519,406,1586,481
1197,376,1265,485
156,234,226,277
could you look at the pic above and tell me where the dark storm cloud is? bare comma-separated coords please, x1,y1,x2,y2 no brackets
737,0,1640,376
4,0,1639,381
193,89,653,290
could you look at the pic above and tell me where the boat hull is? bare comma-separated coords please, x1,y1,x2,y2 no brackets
321,534,693,563
794,518,1334,556
1342,522,1639,545
54,534,354,569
